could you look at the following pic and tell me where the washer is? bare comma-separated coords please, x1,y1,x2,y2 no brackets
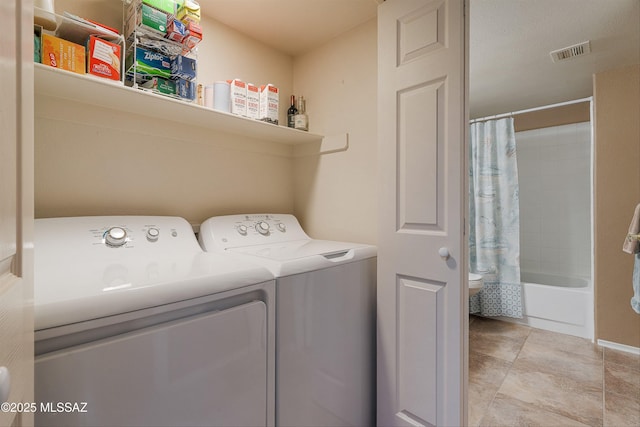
198,213,376,427
34,216,275,427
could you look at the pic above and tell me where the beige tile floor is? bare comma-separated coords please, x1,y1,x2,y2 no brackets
469,315,640,427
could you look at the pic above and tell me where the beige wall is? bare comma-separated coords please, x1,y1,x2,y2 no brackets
37,2,296,224
292,19,377,244
593,64,640,348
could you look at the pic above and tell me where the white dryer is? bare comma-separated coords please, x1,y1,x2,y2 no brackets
34,216,275,427
198,214,376,427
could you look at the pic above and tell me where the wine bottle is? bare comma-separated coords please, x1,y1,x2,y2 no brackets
294,96,308,131
287,95,297,128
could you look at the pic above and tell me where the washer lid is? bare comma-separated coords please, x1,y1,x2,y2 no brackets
228,239,377,276
34,216,273,330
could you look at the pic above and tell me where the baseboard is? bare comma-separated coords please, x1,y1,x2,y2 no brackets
597,339,640,355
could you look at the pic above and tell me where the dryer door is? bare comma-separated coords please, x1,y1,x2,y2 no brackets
35,301,268,427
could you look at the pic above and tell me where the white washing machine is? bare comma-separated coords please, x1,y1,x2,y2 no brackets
198,213,376,427
34,216,276,427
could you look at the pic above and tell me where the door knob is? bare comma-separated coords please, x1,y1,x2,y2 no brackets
438,247,450,260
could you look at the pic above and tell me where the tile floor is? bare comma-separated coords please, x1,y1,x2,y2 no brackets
469,315,640,426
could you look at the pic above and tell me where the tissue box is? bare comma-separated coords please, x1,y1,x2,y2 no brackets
171,55,196,81
41,34,85,74
87,36,121,81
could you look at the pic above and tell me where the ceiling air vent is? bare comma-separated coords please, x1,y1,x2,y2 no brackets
550,41,591,62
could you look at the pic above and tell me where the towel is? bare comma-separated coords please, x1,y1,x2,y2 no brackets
632,253,640,314
623,203,640,254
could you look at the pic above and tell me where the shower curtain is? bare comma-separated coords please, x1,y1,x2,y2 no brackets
469,117,523,318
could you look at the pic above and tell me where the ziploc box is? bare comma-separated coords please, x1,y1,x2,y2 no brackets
125,3,168,39
87,36,121,81
259,84,279,124
125,46,171,79
228,79,247,117
41,34,85,74
246,83,260,120
171,55,196,81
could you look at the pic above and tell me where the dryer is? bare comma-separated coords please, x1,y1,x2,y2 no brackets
34,216,275,427
198,213,376,427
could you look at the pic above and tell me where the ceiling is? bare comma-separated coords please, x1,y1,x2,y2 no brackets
197,0,379,56
200,0,639,119
469,0,640,118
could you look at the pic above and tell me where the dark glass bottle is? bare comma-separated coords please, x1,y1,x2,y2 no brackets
287,95,297,128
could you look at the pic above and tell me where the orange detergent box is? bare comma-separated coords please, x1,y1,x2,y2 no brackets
87,36,121,81
41,33,85,74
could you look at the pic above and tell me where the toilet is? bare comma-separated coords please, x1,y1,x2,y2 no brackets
469,273,484,296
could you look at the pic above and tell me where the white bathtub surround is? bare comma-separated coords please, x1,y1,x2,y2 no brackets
516,122,592,279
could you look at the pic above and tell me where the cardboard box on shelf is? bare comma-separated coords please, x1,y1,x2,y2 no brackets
246,83,260,120
125,3,168,39
176,78,196,100
176,0,200,24
87,36,121,81
171,55,196,81
182,21,202,52
41,33,85,74
125,46,171,80
141,76,176,95
259,84,279,124
127,0,177,16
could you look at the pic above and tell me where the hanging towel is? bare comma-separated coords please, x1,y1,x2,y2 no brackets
623,203,640,254
632,253,640,314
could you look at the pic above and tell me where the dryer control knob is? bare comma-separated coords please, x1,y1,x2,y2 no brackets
237,225,248,235
146,227,160,242
105,227,127,247
277,223,286,232
256,221,270,235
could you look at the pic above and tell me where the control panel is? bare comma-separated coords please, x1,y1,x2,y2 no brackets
86,221,181,248
199,214,310,250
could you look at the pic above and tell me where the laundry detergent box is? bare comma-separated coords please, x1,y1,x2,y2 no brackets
125,3,168,39
171,55,196,81
86,36,121,81
125,47,171,79
41,33,85,74
259,84,279,124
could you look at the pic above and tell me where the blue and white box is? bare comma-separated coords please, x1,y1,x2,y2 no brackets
171,55,196,81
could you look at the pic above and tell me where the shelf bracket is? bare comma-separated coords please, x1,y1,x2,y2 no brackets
293,133,349,157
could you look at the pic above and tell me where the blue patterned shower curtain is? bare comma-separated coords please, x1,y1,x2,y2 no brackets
469,118,523,318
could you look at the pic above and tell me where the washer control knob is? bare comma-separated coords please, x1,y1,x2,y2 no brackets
146,227,160,242
237,225,248,235
105,227,127,247
256,221,270,235
277,223,286,232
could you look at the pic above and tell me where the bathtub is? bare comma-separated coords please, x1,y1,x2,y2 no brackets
500,271,594,339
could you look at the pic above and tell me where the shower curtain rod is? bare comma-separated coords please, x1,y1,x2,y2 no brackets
469,96,592,124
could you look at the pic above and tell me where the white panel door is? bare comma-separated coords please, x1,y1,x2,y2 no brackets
377,0,467,426
0,1,35,426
